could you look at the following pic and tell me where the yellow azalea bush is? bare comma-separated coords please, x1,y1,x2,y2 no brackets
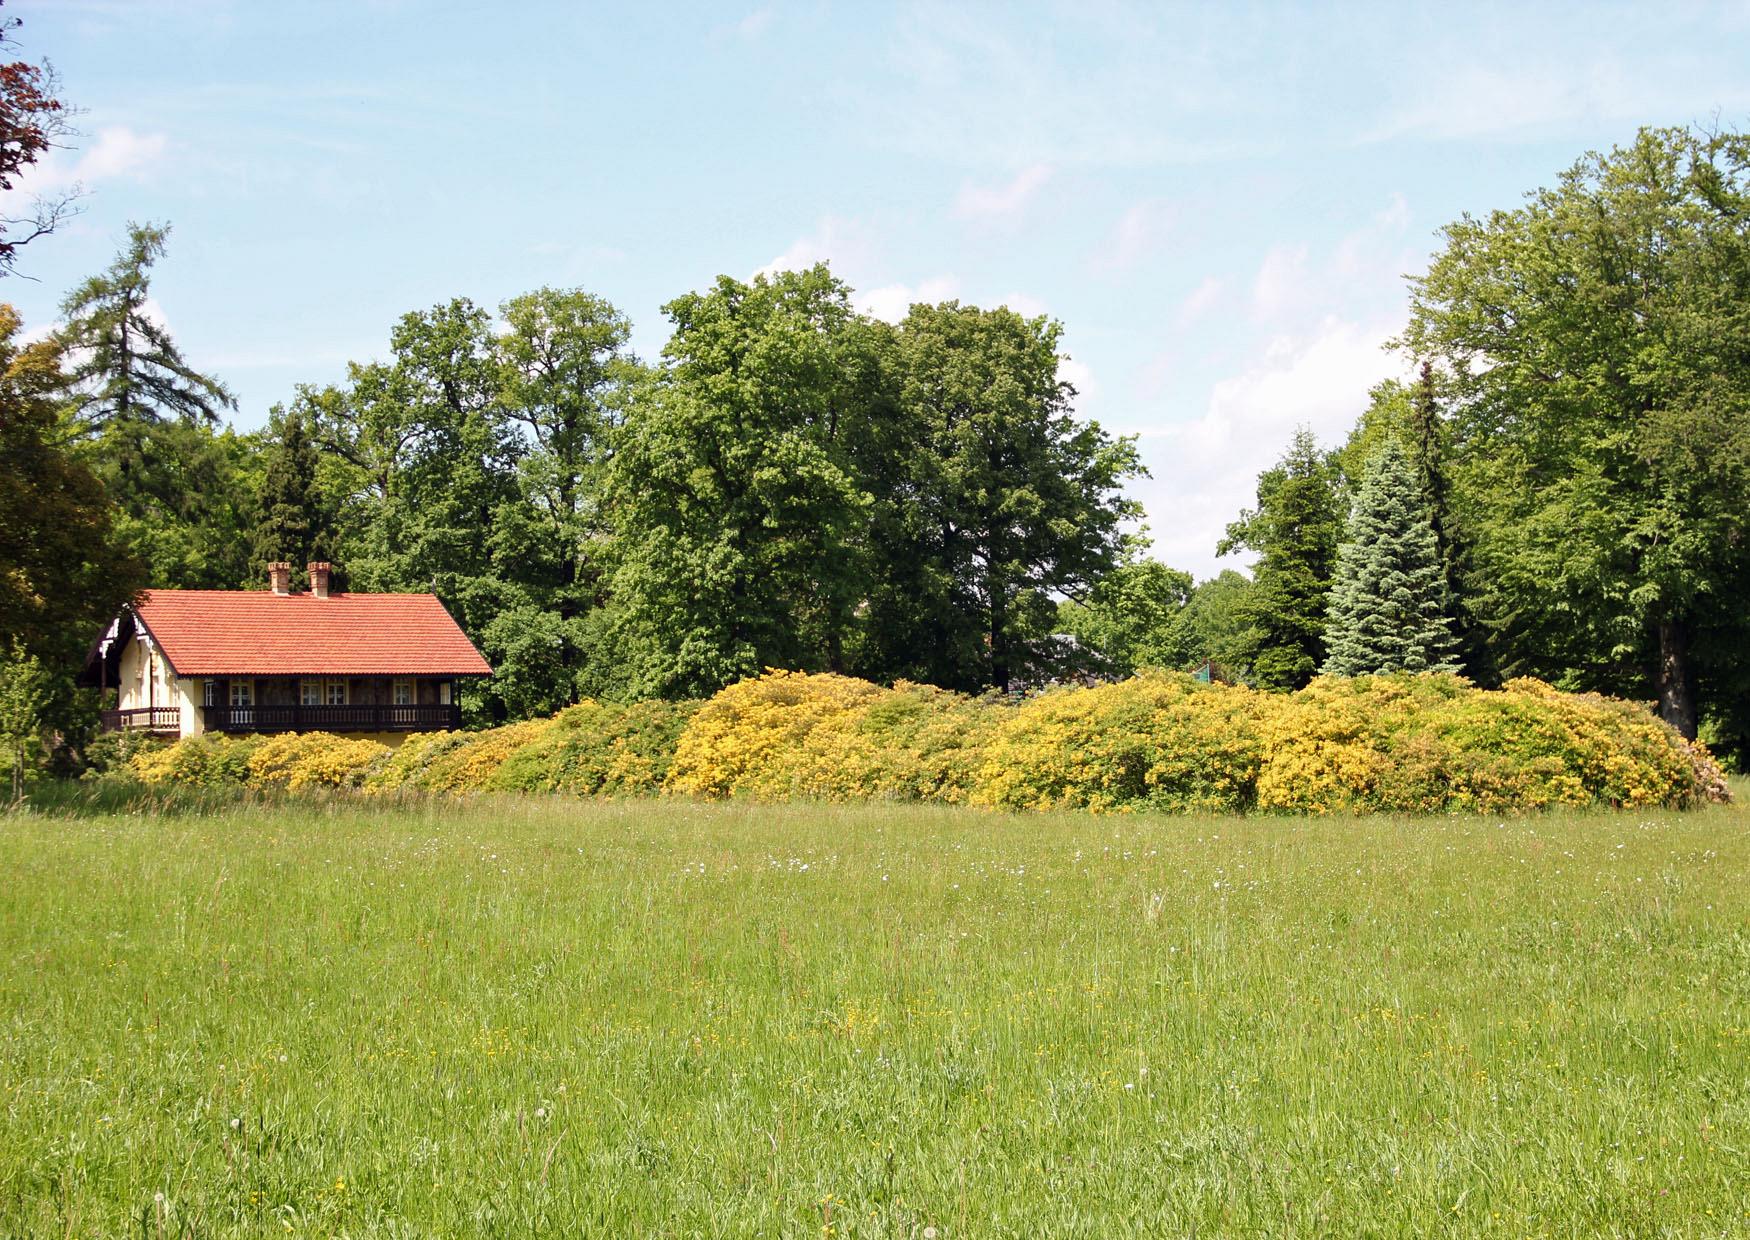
130,733,268,788
486,699,698,796
664,670,889,800
362,731,474,793
122,670,1729,814
972,673,1267,813
246,732,391,791
1252,675,1721,813
400,718,559,793
663,671,1002,803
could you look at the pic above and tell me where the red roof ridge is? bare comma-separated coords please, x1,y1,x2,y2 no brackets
124,588,492,677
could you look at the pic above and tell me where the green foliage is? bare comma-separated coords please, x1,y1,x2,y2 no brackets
0,642,51,799
871,301,1144,692
56,222,234,433
251,405,332,570
0,304,145,659
1220,429,1345,690
130,732,268,790
1321,438,1458,676
1403,125,1750,743
1056,557,1194,675
974,674,1265,813
607,266,885,698
55,223,252,589
1158,570,1256,675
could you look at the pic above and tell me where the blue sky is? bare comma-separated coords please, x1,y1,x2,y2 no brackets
8,0,1750,576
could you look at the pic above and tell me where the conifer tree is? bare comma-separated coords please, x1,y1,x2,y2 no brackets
1219,429,1345,690
251,406,329,572
1321,438,1458,676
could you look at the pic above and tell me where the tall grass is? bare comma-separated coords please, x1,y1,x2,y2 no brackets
1,792,1746,1235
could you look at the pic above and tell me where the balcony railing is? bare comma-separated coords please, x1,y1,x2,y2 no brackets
203,703,461,733
101,707,182,736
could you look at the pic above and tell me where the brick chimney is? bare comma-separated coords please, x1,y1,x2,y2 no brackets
268,562,293,595
307,561,332,599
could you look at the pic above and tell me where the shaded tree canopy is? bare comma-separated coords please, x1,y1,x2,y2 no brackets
0,302,143,660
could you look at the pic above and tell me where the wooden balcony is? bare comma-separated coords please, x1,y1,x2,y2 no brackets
101,707,182,736
202,703,461,734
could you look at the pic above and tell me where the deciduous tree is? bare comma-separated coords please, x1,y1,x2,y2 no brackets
1402,125,1750,740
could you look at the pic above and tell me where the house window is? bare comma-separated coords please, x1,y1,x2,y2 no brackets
393,678,413,706
203,680,216,707
439,681,452,706
325,678,347,706
229,679,254,707
300,677,323,706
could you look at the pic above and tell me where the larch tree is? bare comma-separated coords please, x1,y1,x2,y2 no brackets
56,222,247,587
1321,437,1458,676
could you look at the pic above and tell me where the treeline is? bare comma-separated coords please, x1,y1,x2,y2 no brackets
5,122,1750,774
1134,126,1750,764
5,243,1148,726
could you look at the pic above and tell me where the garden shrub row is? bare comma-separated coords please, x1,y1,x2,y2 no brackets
129,670,1731,814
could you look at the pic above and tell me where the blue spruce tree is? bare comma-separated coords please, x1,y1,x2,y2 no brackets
1321,438,1458,676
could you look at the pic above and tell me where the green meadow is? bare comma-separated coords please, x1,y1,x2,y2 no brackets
2,789,1747,1236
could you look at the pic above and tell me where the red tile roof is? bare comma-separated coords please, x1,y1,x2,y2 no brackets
132,590,492,676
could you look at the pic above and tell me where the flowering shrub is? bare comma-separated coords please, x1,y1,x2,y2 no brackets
664,671,997,802
973,673,1265,813
131,733,267,788
123,671,1729,814
403,718,558,793
488,699,698,796
362,731,474,793
1252,675,1722,813
247,732,391,791
665,670,888,800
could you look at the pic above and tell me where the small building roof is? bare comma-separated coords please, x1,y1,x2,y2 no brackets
105,589,492,677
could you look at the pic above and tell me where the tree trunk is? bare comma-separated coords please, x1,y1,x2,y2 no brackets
988,579,1008,695
1654,618,1698,739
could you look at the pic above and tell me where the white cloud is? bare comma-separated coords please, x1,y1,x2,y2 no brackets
1250,243,1311,323
951,163,1052,220
8,126,169,196
856,276,959,323
1094,199,1172,270
1249,194,1414,325
1175,275,1226,327
753,215,873,279
1363,58,1750,144
736,6,774,38
1135,317,1409,577
1000,290,1047,318
1058,357,1097,409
